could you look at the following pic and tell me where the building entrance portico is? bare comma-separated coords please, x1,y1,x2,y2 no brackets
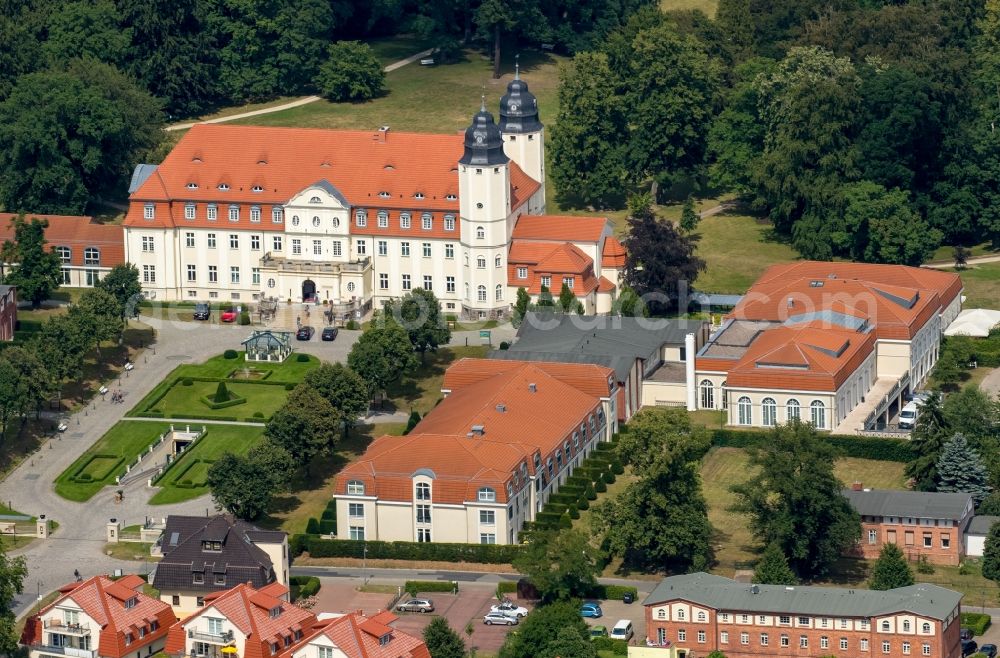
302,279,316,302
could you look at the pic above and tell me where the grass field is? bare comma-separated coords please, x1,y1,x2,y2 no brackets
383,345,490,416
693,208,800,294
55,421,171,501
231,49,564,137
149,424,266,505
661,0,718,17
700,447,907,572
148,380,287,420
952,262,1000,309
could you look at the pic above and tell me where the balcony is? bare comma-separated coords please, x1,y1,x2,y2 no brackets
187,629,234,644
43,620,91,636
258,254,371,274
30,643,96,658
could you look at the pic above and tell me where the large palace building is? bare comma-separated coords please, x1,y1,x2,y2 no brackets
125,74,624,320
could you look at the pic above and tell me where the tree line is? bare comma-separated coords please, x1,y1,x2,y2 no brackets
551,0,1000,265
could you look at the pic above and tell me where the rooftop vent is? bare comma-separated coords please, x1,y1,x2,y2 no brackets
787,297,794,309
496,403,506,412
471,424,485,436
828,273,837,279
528,383,537,393
785,586,795,591
809,280,824,287
751,585,759,595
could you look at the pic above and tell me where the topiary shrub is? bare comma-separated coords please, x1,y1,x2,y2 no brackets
214,381,230,403
595,478,607,493
252,411,264,418
499,341,510,350
238,311,251,325
306,518,321,535
182,378,194,386
568,506,580,520
603,470,616,484
223,349,238,359
576,496,589,511
585,483,597,500
296,353,310,362
76,473,92,482
611,458,624,475
403,410,421,435
346,320,359,330
559,513,572,529
285,383,295,391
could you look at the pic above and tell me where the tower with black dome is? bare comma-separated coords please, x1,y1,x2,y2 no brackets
499,58,545,205
458,99,511,320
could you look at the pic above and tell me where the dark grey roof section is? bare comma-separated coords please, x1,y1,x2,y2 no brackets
499,75,543,134
311,179,351,208
690,292,743,308
0,285,13,298
698,319,780,359
786,310,869,332
842,488,972,520
459,108,509,166
966,515,1000,536
643,573,961,621
488,348,635,381
129,164,158,194
152,515,285,594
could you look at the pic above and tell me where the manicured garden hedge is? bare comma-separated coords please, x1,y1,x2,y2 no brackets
405,580,457,594
591,584,638,600
299,537,520,563
712,429,913,462
962,612,991,635
497,581,517,594
199,394,247,409
289,576,321,601
593,638,628,655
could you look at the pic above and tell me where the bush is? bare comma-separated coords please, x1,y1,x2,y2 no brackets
712,428,913,462
595,479,607,493
568,506,580,519
499,341,510,350
200,393,246,409
576,496,589,511
214,381,230,402
591,584,638,600
962,612,991,635
315,41,385,101
611,458,624,475
346,320,359,330
289,534,308,556
304,538,521,564
238,311,251,326
306,518,320,535
405,580,457,595
603,470,616,484
319,519,335,534
559,514,572,529
497,581,517,594
252,411,264,418
585,483,597,500
182,378,193,386
223,349,238,359
285,383,296,391
917,555,934,574
321,509,336,521
403,410,421,435
296,353,310,363
593,638,629,655
289,575,321,601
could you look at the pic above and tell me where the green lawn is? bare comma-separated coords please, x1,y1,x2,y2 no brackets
366,34,432,64
230,49,564,137
661,0,718,17
55,421,171,501
693,208,800,294
383,345,490,416
149,424,266,505
953,262,1000,309
148,380,288,420
700,447,907,572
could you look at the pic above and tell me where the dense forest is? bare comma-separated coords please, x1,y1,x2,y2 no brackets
551,0,1000,265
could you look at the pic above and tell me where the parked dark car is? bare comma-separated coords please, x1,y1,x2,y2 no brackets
296,326,314,341
321,326,338,341
963,639,978,657
962,629,975,641
622,591,635,604
193,303,210,320
981,644,998,658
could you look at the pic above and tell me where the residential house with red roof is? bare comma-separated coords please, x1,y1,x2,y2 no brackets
123,73,624,319
0,213,124,289
164,583,314,658
693,262,963,431
277,611,430,658
332,359,616,544
21,575,175,658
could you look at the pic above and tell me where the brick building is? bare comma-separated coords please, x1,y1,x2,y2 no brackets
0,285,15,341
639,573,962,658
843,486,974,566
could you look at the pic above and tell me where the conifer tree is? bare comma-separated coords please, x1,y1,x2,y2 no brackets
982,521,1000,583
680,196,700,232
936,433,992,505
868,543,914,590
752,543,797,585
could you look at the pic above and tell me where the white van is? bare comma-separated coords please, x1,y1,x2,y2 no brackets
899,401,919,429
610,620,634,642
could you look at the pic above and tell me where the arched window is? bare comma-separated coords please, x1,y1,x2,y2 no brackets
309,196,322,203
903,621,911,632
762,398,777,427
810,400,826,429
377,210,388,227
786,399,800,421
421,213,432,229
347,480,365,495
881,621,890,632
737,397,752,425
658,610,666,620
477,256,486,269
699,380,714,409
922,623,930,633
721,381,728,410
477,285,487,302
697,611,706,622
495,254,502,268
400,212,411,229
415,483,430,500
495,284,503,301
84,248,100,265
476,226,485,240
677,610,686,621
478,487,495,502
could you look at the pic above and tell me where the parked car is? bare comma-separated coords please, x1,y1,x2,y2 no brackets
963,639,979,657
321,326,338,341
899,401,920,429
580,602,603,618
296,326,314,341
962,629,975,641
193,303,210,320
56,421,68,433
123,361,134,371
483,612,518,626
396,598,434,613
220,308,237,323
610,620,634,642
980,644,998,658
589,626,608,639
490,600,528,618
622,591,635,604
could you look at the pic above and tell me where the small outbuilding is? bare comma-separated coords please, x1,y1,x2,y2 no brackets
965,515,999,557
242,329,292,362
944,308,1000,337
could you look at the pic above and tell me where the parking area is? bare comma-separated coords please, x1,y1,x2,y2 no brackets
581,597,648,646
313,579,531,654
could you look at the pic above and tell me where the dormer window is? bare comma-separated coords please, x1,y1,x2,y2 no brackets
478,487,496,502
218,184,229,191
444,214,455,231
144,204,155,220
124,596,137,609
378,191,390,199
422,213,432,230
193,573,204,584
309,196,322,204
355,210,367,228
445,194,457,201
414,193,425,200
400,213,411,229
347,480,365,495
269,606,281,619
377,211,388,228
379,634,391,646
202,540,222,551
187,182,198,190
252,185,264,193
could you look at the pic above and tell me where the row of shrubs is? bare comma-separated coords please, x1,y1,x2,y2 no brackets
142,411,267,423
712,428,914,462
70,454,124,483
199,394,247,409
292,535,521,564
289,576,321,601
405,580,457,595
306,500,337,536
592,638,628,655
962,612,991,635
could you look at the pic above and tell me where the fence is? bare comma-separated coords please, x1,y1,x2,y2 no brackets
149,426,208,487
117,427,171,485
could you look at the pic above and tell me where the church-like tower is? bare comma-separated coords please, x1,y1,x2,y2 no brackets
499,60,545,207
458,101,511,319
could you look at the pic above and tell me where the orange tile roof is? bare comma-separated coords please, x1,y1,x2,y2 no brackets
601,236,626,268
507,241,598,294
166,583,316,658
277,612,430,658
126,125,540,231
22,576,175,658
0,213,124,268
726,323,876,391
512,215,609,242
442,357,615,398
597,275,616,293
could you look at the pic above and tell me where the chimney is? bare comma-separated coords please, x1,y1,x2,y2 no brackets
470,424,485,436
528,383,537,393
787,297,794,309
376,125,390,143
852,481,863,491
496,403,506,413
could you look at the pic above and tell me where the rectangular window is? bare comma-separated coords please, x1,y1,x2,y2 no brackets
422,214,432,230
422,242,431,257
416,504,431,523
480,510,495,525
697,631,706,644
357,240,366,255
272,236,282,251
192,573,204,584
417,528,431,542
207,619,223,635
563,276,574,289
229,234,239,249
142,236,154,252
208,265,218,283
187,265,196,282
780,635,789,647
479,533,495,544
250,206,261,222
402,274,411,291
923,533,932,548
228,205,239,221
292,239,302,255
446,276,455,293
378,240,388,256
541,275,551,288
251,235,261,250
142,265,155,283
905,531,914,546
313,239,322,255
720,631,728,644
903,641,911,655
759,633,767,646
207,204,217,221
800,636,808,648
379,273,388,290
444,215,455,231
678,630,686,642
883,641,891,654
348,503,364,518
923,644,931,655
869,529,878,544
230,267,240,284
400,214,411,229
318,647,334,658
401,242,410,256
445,243,454,258
779,616,790,625
184,204,196,220
60,268,71,284
357,211,368,228
207,233,216,248
349,526,365,540
423,275,432,290
144,204,154,219
739,632,748,645
798,617,809,626
86,269,100,286
184,232,195,248
517,267,528,279
941,533,950,548
841,638,849,650
252,268,261,285
272,207,283,223
333,241,342,257
861,638,869,651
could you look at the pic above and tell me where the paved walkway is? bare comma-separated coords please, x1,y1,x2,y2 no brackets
980,367,1000,397
165,49,434,132
926,254,1000,269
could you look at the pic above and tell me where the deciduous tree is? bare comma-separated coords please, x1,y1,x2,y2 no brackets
315,41,385,102
74,288,124,347
3,216,61,308
498,602,591,658
97,263,143,323
936,433,992,505
303,363,369,437
983,520,1000,583
422,617,466,658
753,543,797,585
538,626,597,658
512,529,601,602
730,421,860,579
385,288,450,361
42,0,131,68
0,535,27,653
615,406,710,475
265,385,340,471
347,316,417,402
868,542,914,590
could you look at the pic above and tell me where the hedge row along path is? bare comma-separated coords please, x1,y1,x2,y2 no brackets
165,48,434,132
